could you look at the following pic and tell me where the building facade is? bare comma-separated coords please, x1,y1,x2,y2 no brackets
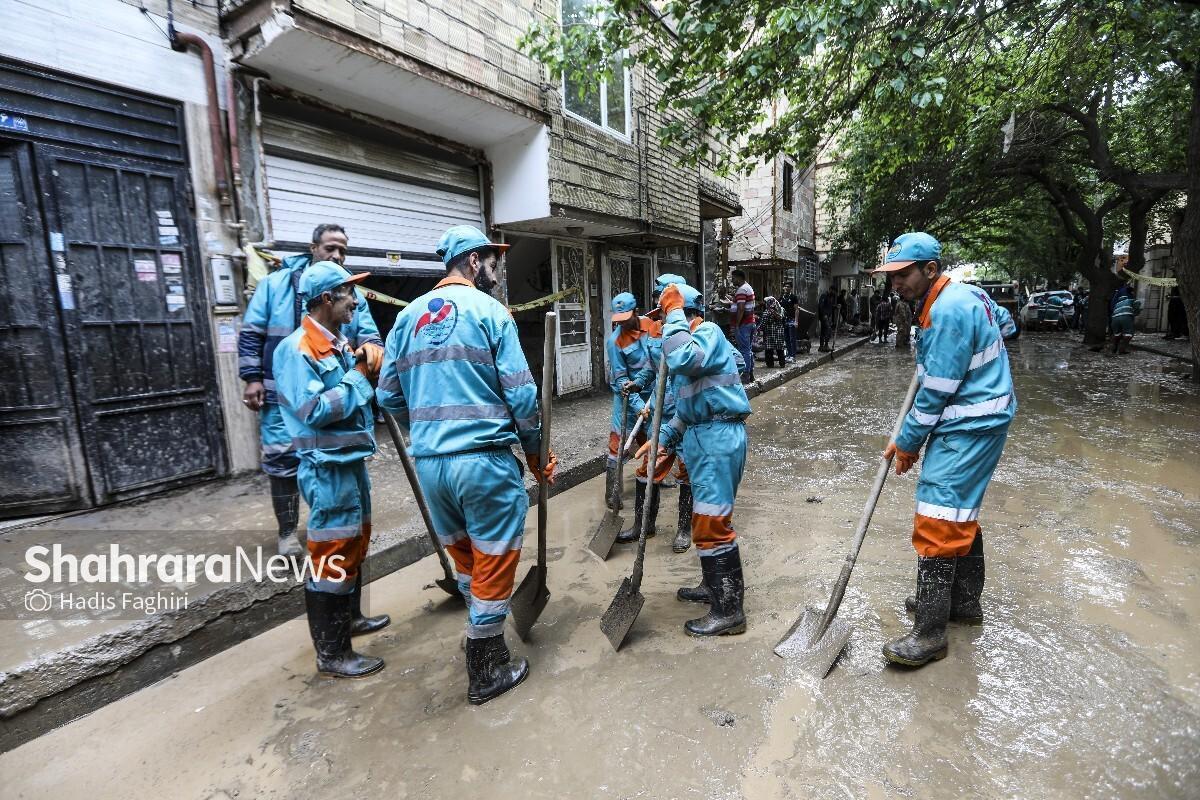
728,153,818,311
0,0,738,515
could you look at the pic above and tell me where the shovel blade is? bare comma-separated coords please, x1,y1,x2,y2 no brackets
587,511,624,560
773,606,853,679
599,577,644,651
435,577,462,600
509,565,549,641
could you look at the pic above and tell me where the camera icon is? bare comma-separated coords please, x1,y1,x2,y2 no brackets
24,588,53,613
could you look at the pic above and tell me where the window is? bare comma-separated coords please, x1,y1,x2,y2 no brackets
782,161,794,211
561,0,629,137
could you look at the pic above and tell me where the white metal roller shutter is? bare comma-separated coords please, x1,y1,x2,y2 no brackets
262,116,483,273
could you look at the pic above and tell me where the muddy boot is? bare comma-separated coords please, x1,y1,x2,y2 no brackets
685,547,747,636
906,531,986,624
270,475,303,558
466,633,528,705
305,589,385,678
616,482,657,543
884,557,954,667
604,463,618,510
350,572,391,636
672,483,693,553
676,575,710,604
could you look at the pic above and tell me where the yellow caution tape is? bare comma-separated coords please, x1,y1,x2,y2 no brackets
508,286,582,312
360,285,582,312
1121,268,1177,288
250,246,581,311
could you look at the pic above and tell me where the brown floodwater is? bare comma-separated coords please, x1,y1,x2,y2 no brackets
4,334,1198,799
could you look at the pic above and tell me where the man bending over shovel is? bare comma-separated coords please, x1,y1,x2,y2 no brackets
377,225,557,704
637,282,752,636
876,232,1016,668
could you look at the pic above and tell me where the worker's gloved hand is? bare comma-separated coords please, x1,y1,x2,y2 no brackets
242,381,265,412
884,442,919,475
526,450,558,485
659,284,685,315
638,405,652,420
621,380,641,396
354,342,385,381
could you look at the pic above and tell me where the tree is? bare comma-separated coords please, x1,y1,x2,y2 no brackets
524,0,1200,372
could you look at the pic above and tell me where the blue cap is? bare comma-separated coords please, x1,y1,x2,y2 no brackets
877,232,941,273
653,273,687,296
610,291,637,321
435,225,510,265
298,260,369,302
676,284,704,314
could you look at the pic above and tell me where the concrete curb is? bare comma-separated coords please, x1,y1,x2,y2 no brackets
0,336,868,753
1130,341,1195,364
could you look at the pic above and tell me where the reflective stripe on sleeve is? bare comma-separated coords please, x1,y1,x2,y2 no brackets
940,393,1011,420
922,375,962,394
499,369,535,389
968,339,1003,370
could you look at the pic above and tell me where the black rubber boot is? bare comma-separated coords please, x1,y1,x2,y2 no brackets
616,482,657,543
270,475,303,558
604,464,618,510
350,572,391,636
466,633,528,705
884,556,955,667
673,483,693,553
305,589,385,678
685,547,747,636
676,577,710,605
904,532,985,624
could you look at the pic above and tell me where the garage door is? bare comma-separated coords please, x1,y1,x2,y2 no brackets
262,115,483,273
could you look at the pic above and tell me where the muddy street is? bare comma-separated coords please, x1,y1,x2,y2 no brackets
5,335,1199,799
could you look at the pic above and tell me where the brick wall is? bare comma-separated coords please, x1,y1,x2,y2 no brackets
294,0,708,237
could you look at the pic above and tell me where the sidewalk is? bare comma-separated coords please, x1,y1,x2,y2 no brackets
1131,335,1194,364
0,336,867,752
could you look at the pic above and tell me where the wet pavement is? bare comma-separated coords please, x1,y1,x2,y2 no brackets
4,334,1198,798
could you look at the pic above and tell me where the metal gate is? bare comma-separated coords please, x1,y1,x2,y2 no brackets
0,59,225,516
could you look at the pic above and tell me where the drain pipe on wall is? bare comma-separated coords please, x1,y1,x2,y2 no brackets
167,1,232,216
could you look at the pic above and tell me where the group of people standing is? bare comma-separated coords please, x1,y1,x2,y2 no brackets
237,221,1018,707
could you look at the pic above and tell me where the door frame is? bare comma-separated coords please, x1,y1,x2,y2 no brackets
32,141,228,503
0,139,92,515
550,238,592,395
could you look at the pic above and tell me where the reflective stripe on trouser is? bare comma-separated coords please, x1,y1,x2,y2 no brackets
609,428,646,465
635,448,689,485
681,421,746,557
259,403,299,477
414,449,526,638
298,459,371,594
913,431,1006,557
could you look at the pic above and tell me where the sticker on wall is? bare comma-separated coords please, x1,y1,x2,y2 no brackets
49,232,65,252
166,293,187,312
387,252,403,267
158,225,180,246
161,253,182,273
134,258,158,282
155,209,175,224
0,113,29,132
217,321,237,353
56,273,75,310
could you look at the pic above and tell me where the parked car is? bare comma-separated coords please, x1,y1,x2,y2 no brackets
1020,290,1074,331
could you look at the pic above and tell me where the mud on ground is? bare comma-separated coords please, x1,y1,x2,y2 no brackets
4,334,1198,799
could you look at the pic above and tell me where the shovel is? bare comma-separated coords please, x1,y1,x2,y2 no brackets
774,367,921,677
586,395,628,559
381,411,461,600
622,414,645,457
509,312,556,641
599,353,669,651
